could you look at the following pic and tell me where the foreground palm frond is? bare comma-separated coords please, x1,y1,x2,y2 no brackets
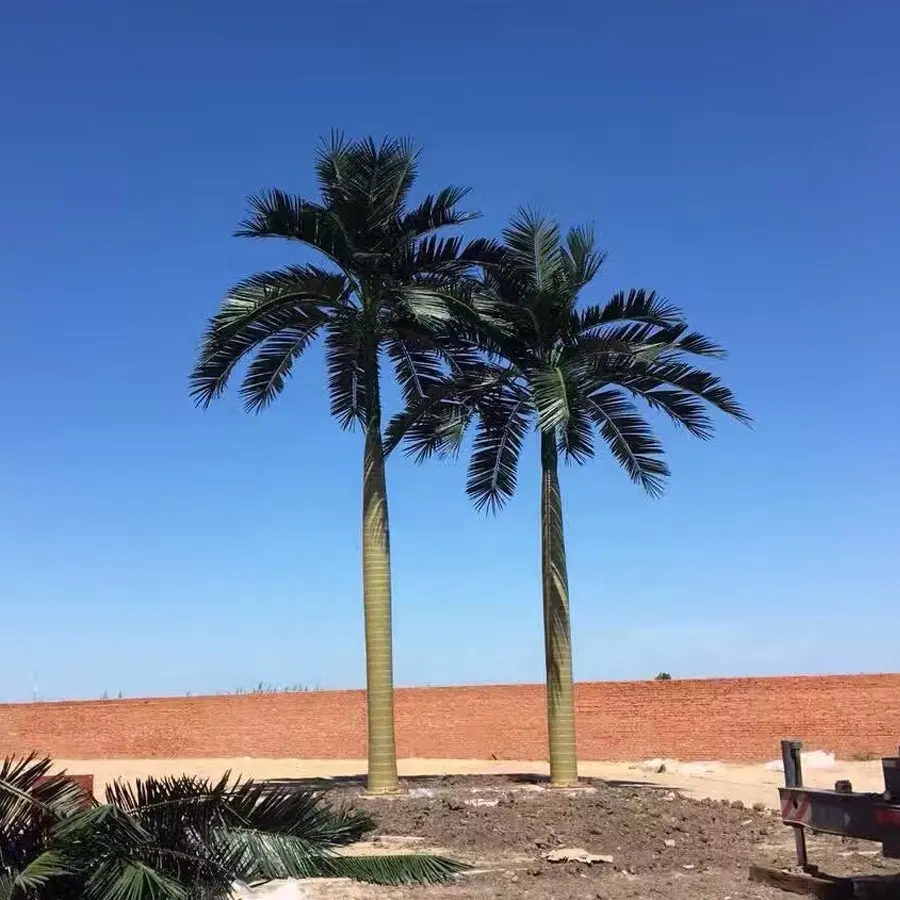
0,755,91,900
2,758,466,900
316,854,466,885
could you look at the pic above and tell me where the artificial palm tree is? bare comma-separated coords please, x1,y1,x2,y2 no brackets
388,209,749,786
0,754,463,900
190,135,497,794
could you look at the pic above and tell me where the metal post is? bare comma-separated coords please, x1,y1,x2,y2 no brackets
781,739,808,869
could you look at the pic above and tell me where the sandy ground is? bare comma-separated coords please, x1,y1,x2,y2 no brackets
53,756,886,808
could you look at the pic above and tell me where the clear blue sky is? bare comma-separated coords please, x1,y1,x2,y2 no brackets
2,1,898,703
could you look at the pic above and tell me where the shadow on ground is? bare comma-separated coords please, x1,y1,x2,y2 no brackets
260,772,680,794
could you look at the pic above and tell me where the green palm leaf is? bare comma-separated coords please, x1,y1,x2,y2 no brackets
561,223,607,288
83,858,188,900
558,393,596,464
314,135,421,240
46,772,466,900
235,190,350,267
584,388,670,496
4,850,72,896
384,336,445,406
0,755,88,823
502,207,563,292
466,386,532,512
190,266,345,408
530,366,573,433
386,391,471,462
626,359,750,424
579,289,685,332
240,324,322,412
318,853,467,885
325,313,367,430
398,185,477,238
620,382,716,438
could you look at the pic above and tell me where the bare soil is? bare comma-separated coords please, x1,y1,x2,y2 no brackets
324,774,899,900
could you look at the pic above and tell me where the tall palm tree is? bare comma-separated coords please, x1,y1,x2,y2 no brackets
388,210,749,786
190,135,496,794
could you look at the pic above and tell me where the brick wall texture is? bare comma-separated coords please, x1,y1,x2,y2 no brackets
2,674,897,762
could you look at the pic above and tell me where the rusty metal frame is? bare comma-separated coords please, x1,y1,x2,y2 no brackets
750,740,900,897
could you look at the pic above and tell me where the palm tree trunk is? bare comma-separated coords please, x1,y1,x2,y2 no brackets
540,431,578,786
361,383,399,794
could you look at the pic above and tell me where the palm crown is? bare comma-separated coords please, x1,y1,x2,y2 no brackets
390,208,749,508
190,134,497,424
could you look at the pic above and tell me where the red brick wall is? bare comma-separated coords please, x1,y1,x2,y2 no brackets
1,674,897,762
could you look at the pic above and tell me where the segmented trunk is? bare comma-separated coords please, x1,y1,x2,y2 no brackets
541,432,578,786
361,414,399,794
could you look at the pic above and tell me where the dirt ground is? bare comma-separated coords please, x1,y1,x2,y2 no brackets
348,774,899,900
53,758,899,899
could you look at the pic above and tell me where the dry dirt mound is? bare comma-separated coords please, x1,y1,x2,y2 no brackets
324,774,900,899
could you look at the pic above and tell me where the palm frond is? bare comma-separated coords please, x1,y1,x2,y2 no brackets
190,267,345,408
579,290,685,333
239,323,322,413
79,775,395,898
315,136,421,241
530,366,572,433
82,857,188,900
401,233,466,276
5,850,72,895
584,388,670,496
395,235,503,285
657,329,727,359
397,284,458,326
560,223,607,288
467,386,532,512
502,207,563,292
621,381,716,439
384,336,445,407
0,755,90,886
558,394,596,464
235,189,350,266
2,758,466,900
458,236,506,269
385,391,471,463
359,137,421,227
313,129,354,209
384,356,515,463
1,755,87,820
625,360,751,425
318,853,467,885
398,185,477,239
219,780,374,846
51,799,153,845
575,319,686,355
214,829,321,882
325,312,368,430
382,347,497,461
227,266,349,309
